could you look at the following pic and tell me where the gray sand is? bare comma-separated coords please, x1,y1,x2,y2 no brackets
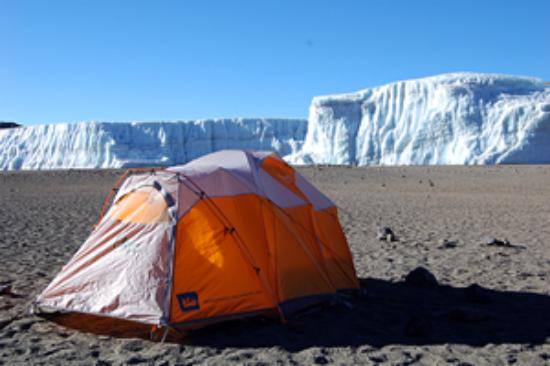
1,166,549,365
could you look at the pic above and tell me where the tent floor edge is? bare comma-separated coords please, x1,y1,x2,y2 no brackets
35,311,164,340
170,307,277,332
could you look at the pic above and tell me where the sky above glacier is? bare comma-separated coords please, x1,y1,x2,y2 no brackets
2,0,549,125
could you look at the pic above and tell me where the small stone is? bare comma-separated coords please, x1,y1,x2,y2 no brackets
90,349,100,358
314,355,329,364
0,284,12,295
368,355,388,363
439,239,458,249
506,354,517,364
483,236,511,247
404,267,438,288
377,226,397,242
125,355,148,365
483,237,526,249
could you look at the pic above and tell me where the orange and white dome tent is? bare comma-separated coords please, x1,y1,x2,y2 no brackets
35,150,359,339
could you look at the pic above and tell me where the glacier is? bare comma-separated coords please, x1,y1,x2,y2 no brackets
0,73,549,170
0,119,307,170
291,72,550,165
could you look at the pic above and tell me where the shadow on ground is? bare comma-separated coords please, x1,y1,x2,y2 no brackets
188,278,550,350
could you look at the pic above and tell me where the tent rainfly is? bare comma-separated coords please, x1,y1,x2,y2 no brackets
35,150,359,340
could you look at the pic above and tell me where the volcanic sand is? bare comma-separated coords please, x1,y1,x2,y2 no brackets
1,166,549,365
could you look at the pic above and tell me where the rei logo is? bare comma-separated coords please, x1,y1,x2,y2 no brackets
176,292,200,312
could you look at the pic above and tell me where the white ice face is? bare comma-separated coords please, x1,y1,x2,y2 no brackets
1,73,549,170
0,118,307,170
290,72,550,166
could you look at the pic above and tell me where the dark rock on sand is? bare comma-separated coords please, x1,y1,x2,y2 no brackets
0,284,11,295
439,239,458,249
0,283,22,299
377,226,398,242
482,236,524,249
314,355,329,364
405,267,438,288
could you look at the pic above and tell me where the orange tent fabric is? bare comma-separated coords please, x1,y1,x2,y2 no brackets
35,150,359,336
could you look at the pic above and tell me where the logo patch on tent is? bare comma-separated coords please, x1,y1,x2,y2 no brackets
177,292,200,312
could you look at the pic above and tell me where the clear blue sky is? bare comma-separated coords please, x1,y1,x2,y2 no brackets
2,0,549,125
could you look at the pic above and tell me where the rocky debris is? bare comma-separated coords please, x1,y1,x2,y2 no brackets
447,306,490,323
439,239,458,249
465,283,492,304
0,122,20,129
404,267,438,288
0,283,11,295
313,355,329,364
405,316,432,338
125,355,149,365
0,282,23,298
482,237,525,249
377,226,398,242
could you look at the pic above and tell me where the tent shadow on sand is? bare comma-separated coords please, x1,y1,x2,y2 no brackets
187,278,550,350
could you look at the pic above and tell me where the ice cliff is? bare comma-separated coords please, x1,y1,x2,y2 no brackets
1,73,549,170
0,119,306,170
292,73,550,165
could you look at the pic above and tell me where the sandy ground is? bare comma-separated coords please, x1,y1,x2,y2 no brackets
1,165,549,365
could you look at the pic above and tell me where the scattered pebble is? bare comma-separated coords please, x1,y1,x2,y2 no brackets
482,236,524,249
439,239,458,249
125,355,148,365
368,355,388,363
314,355,329,364
0,283,22,298
377,226,398,242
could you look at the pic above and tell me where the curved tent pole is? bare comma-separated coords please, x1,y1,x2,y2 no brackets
176,173,286,322
257,157,358,290
269,202,358,289
93,167,165,228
